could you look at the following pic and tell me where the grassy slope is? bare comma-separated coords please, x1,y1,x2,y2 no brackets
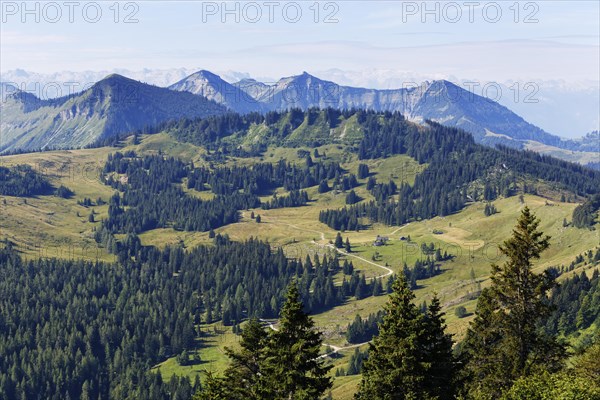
0,147,117,261
152,322,240,380
1,135,598,399
525,140,599,165
0,93,107,151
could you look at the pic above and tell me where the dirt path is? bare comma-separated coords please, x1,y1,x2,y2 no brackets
317,341,370,359
389,224,410,236
260,319,371,359
268,217,399,280
251,216,413,356
242,210,409,281
324,242,393,279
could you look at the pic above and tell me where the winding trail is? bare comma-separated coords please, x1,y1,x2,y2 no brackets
325,243,393,279
272,220,326,242
242,211,409,282
269,219,410,280
249,214,412,357
259,318,371,359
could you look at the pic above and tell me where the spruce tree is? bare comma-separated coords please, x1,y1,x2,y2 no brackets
335,232,344,248
257,282,332,399
422,295,457,400
357,163,370,179
193,372,229,400
220,318,268,399
463,207,564,398
318,180,330,194
355,275,426,399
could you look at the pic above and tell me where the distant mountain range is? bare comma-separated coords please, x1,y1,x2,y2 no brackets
0,75,226,152
1,70,598,167
3,68,598,139
169,71,598,155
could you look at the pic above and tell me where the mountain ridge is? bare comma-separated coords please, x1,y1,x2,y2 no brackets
169,70,263,114
1,71,598,165
0,74,227,152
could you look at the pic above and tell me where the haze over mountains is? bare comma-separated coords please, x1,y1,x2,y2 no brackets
2,68,598,138
1,70,598,167
170,71,596,151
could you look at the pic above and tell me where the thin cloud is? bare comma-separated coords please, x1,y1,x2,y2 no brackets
1,31,72,46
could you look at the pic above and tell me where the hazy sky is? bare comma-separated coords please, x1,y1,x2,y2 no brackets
2,1,599,83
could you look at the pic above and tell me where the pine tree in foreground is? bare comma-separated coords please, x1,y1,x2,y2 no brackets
193,372,229,400
257,281,332,399
355,276,457,400
463,207,564,398
194,283,331,399
421,296,458,400
221,318,268,399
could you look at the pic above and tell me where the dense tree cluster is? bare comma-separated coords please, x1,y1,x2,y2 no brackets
402,256,446,289
187,158,343,195
0,248,198,400
319,207,361,231
572,193,600,228
340,272,385,300
101,152,349,234
359,112,598,194
0,164,52,196
345,312,385,344
545,269,600,337
320,113,600,231
102,153,258,233
261,190,309,210
139,108,352,153
368,178,397,204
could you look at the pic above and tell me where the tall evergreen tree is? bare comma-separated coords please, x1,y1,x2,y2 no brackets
257,282,332,399
421,295,457,400
194,373,229,400
463,207,564,398
219,318,268,399
335,232,344,248
462,288,506,396
355,276,427,399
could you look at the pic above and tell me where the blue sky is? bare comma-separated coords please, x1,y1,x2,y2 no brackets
2,1,599,82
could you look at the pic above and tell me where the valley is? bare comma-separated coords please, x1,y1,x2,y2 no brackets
1,114,598,399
